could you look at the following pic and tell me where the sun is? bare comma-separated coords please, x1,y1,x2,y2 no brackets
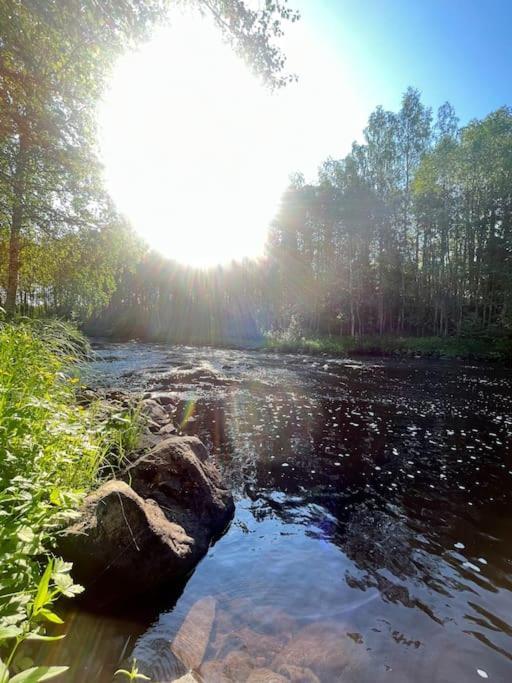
98,10,292,268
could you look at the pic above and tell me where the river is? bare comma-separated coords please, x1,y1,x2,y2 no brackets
47,342,512,682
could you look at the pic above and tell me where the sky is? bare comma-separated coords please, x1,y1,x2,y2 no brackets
298,0,512,126
99,1,512,266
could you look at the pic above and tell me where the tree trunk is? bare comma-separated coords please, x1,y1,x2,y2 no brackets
6,135,27,316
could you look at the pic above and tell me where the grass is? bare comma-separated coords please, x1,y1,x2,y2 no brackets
0,318,141,680
264,333,512,361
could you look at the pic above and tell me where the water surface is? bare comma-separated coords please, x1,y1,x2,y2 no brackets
54,343,512,681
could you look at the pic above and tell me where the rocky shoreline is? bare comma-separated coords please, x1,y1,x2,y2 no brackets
60,379,235,606
61,359,368,682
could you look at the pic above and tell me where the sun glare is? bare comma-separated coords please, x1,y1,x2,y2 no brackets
99,12,284,267
99,9,366,268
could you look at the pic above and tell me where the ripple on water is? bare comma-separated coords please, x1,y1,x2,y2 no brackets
66,342,512,682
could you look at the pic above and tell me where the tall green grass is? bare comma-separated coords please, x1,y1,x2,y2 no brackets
0,318,140,680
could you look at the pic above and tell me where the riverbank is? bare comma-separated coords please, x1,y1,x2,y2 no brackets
0,323,237,681
264,333,512,362
0,319,142,680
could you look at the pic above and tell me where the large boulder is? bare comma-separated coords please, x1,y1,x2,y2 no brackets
124,436,233,544
59,436,234,602
58,480,195,599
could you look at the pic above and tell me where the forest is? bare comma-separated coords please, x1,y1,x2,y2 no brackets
1,4,511,354
84,90,512,356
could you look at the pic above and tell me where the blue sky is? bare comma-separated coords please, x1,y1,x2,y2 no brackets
295,0,512,125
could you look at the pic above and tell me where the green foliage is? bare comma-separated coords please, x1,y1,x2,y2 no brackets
264,333,511,361
263,94,512,341
0,559,81,682
114,659,151,681
0,320,142,679
0,0,298,316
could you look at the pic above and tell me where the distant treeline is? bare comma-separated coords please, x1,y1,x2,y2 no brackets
85,253,265,344
2,82,512,345
89,89,512,344
268,89,512,339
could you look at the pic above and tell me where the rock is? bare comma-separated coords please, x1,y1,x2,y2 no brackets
140,398,171,425
159,422,178,436
223,597,253,625
248,607,296,638
127,638,186,682
137,430,161,452
144,391,178,406
60,436,234,602
58,481,195,601
222,650,254,681
272,622,362,679
76,386,100,406
173,673,201,682
155,365,235,389
246,669,287,683
104,388,134,405
215,627,282,661
276,665,320,683
145,418,164,434
213,608,234,636
124,436,234,545
198,660,231,683
172,597,217,670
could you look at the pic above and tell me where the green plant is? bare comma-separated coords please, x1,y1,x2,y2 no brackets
0,320,143,680
0,559,82,681
114,659,151,681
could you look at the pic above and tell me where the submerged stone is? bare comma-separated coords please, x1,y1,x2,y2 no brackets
246,668,288,683
172,596,217,670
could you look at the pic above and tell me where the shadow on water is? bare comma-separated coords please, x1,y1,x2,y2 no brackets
55,343,512,682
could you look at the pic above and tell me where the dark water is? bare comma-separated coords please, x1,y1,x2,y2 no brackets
48,343,512,682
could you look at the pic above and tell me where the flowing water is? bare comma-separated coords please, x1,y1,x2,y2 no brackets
46,343,512,682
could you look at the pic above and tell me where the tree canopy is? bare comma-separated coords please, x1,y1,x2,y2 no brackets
0,0,298,314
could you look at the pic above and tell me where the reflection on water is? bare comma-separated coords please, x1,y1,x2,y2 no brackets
60,344,512,681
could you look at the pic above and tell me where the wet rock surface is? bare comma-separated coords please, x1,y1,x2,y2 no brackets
58,480,195,600
171,596,217,671
62,356,237,604
124,436,233,543
60,434,233,602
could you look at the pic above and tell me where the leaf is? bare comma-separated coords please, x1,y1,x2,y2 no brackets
16,528,35,544
49,490,61,506
51,559,72,575
52,573,83,598
26,634,66,642
38,610,63,625
10,667,68,682
33,562,53,613
0,625,22,640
